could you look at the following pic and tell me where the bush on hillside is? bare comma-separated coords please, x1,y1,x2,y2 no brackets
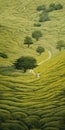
39,12,50,22
34,23,41,27
54,3,63,10
47,3,56,12
36,46,45,55
0,52,8,58
36,5,46,11
56,40,65,51
32,30,42,41
47,3,63,12
14,56,37,72
24,36,33,48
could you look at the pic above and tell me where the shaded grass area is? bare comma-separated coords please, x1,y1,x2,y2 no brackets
0,51,65,130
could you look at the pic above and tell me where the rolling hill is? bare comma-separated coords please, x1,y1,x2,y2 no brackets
0,0,65,130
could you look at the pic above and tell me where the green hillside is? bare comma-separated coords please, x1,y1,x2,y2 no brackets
0,51,65,130
0,0,65,130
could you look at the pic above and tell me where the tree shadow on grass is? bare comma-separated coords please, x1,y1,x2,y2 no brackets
0,66,24,76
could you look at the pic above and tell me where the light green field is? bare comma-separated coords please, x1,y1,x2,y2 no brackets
0,0,65,130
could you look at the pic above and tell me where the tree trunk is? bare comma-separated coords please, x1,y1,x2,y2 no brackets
28,44,30,48
23,69,26,73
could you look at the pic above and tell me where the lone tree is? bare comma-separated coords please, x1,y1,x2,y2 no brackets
24,36,33,48
32,30,42,41
36,46,45,55
14,56,37,72
56,40,65,51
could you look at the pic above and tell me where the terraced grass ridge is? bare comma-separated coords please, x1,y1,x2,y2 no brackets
0,0,65,130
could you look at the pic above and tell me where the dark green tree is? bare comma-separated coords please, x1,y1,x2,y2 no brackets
47,3,56,12
36,46,45,55
39,12,50,22
24,36,33,48
32,30,42,41
56,40,65,51
55,3,63,10
14,56,37,72
36,5,46,11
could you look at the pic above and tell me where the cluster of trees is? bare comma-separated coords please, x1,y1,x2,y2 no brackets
14,45,45,72
14,3,63,73
14,29,45,72
24,30,43,48
36,3,63,12
47,3,63,12
36,3,63,23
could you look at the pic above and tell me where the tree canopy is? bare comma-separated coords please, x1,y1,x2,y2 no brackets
14,56,37,72
36,46,45,55
32,30,42,41
24,36,33,48
56,40,65,51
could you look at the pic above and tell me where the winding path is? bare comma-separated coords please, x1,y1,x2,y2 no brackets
38,51,52,65
30,51,52,75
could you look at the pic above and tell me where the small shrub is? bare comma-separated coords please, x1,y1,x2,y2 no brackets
32,30,42,41
56,40,65,51
24,36,33,48
47,3,56,12
47,3,63,12
39,12,50,22
37,5,46,11
0,52,8,58
36,46,45,55
54,3,63,10
34,23,41,27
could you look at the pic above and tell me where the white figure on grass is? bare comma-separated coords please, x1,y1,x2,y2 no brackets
36,72,40,78
30,69,35,75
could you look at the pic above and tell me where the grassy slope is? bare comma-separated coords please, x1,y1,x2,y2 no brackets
0,0,65,61
0,0,65,130
0,51,65,130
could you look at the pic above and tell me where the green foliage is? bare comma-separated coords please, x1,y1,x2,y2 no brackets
54,3,63,10
47,3,63,12
14,56,37,72
36,5,46,11
32,30,42,41
0,52,8,58
56,40,65,51
36,46,45,55
39,12,50,22
47,3,56,12
34,23,41,27
24,36,33,48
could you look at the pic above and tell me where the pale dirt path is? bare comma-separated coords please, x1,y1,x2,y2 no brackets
30,51,52,75
38,51,52,65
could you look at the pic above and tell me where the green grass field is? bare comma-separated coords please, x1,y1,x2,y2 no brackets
0,0,65,130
